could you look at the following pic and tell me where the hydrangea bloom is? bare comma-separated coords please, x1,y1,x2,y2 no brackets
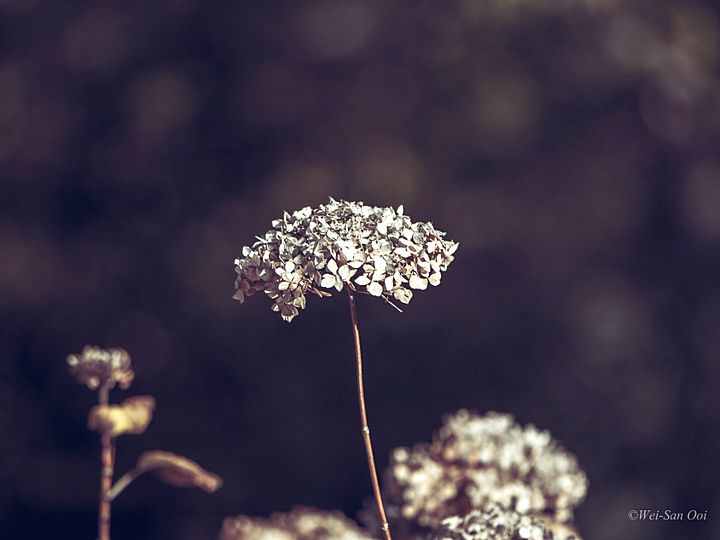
67,345,134,390
430,506,580,540
233,198,458,321
382,410,587,535
219,507,375,540
433,507,541,540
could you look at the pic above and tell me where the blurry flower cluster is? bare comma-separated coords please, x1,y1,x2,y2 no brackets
233,198,458,321
67,345,134,390
219,507,375,540
430,505,575,540
381,410,587,537
219,410,587,540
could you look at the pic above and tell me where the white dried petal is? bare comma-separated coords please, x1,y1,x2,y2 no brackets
367,282,383,296
409,275,429,290
372,256,387,274
393,287,413,304
338,265,353,281
320,274,336,288
384,275,394,291
354,275,371,286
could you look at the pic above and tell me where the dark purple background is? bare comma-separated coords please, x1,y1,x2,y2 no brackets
1,1,719,539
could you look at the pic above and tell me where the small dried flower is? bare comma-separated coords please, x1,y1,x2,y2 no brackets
430,506,580,540
382,410,587,536
233,198,458,321
67,345,134,390
219,506,375,540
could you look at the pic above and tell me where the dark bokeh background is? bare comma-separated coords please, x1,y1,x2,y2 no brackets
1,1,719,539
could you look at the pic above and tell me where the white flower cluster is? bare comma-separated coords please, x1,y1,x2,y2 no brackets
67,345,134,390
219,507,375,540
431,506,554,540
384,411,587,533
233,198,458,321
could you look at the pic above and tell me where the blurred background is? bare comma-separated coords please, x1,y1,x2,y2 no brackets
1,0,719,539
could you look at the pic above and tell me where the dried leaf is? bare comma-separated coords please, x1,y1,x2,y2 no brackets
136,451,223,493
88,396,155,438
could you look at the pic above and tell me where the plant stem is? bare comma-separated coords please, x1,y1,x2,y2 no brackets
107,466,142,502
347,288,392,540
98,385,114,540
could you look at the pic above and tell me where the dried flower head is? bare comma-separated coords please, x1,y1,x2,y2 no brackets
382,410,587,536
233,198,458,321
67,345,134,390
219,506,375,540
430,506,581,540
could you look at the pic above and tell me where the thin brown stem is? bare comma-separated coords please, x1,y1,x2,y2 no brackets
347,288,392,540
107,466,142,502
98,386,114,540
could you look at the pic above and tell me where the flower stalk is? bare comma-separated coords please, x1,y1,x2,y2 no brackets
98,384,114,540
67,346,221,540
347,287,391,540
232,199,458,540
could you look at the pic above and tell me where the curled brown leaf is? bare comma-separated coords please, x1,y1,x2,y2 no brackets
88,395,155,437
136,450,223,493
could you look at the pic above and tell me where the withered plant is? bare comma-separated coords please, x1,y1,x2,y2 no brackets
68,345,222,540
232,198,458,540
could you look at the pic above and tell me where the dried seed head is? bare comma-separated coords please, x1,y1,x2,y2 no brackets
67,345,134,390
382,410,588,535
430,506,581,540
233,198,458,321
219,507,375,540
